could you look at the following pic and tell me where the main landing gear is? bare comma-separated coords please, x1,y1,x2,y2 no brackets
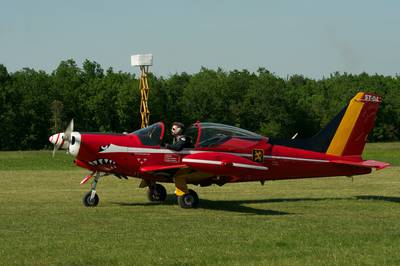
146,181,199,208
174,176,199,208
177,189,199,208
147,183,167,202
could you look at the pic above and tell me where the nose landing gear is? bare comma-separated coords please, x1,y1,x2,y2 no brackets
82,172,104,207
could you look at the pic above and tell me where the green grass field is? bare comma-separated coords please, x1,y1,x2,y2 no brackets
0,143,399,265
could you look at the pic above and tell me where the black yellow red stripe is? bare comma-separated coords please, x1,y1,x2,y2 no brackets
326,92,365,156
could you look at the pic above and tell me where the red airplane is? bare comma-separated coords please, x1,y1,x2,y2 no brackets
49,92,389,208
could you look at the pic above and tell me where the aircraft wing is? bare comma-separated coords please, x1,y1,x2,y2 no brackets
138,152,268,185
182,151,268,175
330,159,390,170
139,164,189,173
138,164,194,185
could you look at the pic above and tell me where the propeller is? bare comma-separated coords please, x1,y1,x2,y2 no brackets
64,119,74,146
50,119,74,157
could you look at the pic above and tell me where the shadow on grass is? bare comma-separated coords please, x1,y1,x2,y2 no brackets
355,195,400,203
112,194,400,215
198,199,290,216
113,195,290,216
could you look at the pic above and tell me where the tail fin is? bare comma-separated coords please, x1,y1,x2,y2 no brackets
325,92,381,156
270,92,382,156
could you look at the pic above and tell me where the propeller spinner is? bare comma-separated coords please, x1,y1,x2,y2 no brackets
49,119,78,157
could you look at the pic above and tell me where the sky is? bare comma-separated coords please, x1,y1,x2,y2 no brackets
1,0,399,79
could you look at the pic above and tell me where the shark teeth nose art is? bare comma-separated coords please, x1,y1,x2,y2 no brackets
88,158,117,168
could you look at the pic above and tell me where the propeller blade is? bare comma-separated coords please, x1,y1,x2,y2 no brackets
64,119,74,143
52,143,59,158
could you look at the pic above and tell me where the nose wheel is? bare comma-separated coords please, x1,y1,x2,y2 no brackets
82,191,99,207
82,172,102,207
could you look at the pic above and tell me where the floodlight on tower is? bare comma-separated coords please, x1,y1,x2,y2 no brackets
131,54,153,128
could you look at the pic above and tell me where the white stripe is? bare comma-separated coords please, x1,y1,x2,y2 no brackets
264,155,328,163
101,144,251,157
101,145,203,155
182,159,268,171
232,163,268,170
101,144,328,163
182,158,222,165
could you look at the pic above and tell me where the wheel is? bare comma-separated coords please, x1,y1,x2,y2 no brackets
147,184,167,202
82,191,99,207
177,189,199,208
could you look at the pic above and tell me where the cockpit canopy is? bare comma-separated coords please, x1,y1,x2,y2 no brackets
132,122,264,148
186,122,263,148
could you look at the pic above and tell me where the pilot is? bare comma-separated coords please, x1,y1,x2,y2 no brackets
165,122,188,151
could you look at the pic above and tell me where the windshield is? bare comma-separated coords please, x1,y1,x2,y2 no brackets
132,122,164,146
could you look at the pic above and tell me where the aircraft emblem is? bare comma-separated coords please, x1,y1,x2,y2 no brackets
252,149,264,162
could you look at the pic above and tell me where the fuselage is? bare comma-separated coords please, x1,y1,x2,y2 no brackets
69,130,371,185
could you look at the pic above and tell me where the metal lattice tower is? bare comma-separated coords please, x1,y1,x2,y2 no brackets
139,65,150,128
131,54,153,128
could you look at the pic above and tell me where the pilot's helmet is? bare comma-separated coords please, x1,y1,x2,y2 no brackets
171,122,184,136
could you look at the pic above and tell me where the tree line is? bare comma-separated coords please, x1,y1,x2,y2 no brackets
0,59,399,150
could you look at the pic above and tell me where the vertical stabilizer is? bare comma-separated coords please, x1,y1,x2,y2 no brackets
326,92,382,156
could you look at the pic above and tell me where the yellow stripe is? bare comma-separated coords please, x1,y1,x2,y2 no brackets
326,92,365,156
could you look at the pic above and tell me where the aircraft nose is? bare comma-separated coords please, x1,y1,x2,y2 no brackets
49,133,66,147
49,133,59,145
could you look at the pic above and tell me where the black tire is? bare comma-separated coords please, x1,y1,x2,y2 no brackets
177,189,199,208
147,184,167,202
82,191,99,207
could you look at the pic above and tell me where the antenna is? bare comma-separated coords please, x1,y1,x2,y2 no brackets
131,54,153,128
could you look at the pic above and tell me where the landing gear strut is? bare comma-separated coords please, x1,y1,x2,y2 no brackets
147,183,167,202
82,172,102,207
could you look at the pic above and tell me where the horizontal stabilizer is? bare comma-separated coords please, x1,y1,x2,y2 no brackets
330,159,390,170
